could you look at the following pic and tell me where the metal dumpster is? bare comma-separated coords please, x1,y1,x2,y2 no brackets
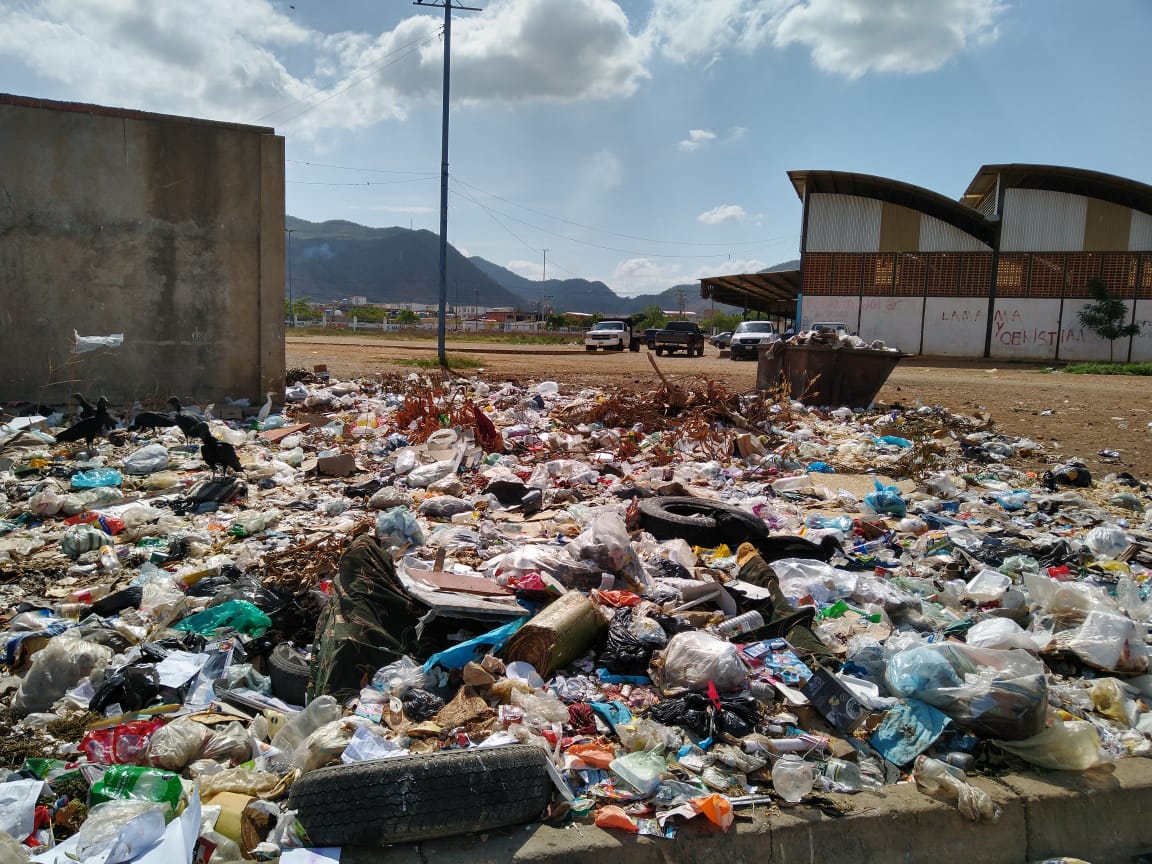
756,343,906,408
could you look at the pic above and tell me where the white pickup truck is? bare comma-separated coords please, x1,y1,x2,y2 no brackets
585,319,641,352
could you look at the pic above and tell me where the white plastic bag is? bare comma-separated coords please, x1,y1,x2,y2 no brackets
12,631,113,716
995,720,1105,771
1068,609,1148,674
568,511,647,591
122,443,170,475
147,718,213,771
652,631,748,693
913,756,1001,822
966,618,1042,652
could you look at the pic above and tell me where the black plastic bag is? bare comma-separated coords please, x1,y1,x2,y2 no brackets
402,688,445,721
89,664,162,713
647,690,761,739
601,608,654,676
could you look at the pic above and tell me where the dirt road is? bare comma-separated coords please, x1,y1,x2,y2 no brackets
287,334,1151,478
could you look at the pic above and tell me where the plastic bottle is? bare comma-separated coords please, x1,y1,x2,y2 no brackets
98,546,122,575
713,610,765,638
821,757,882,792
70,583,112,603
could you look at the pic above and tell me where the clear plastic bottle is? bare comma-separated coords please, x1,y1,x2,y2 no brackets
772,756,816,803
98,546,122,576
69,583,111,604
713,610,765,638
821,757,883,792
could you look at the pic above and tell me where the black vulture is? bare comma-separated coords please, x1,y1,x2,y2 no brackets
72,393,96,420
128,410,178,432
56,397,114,452
199,432,243,476
167,396,210,440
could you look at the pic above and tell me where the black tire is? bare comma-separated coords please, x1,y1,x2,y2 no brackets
629,341,640,352
655,346,664,356
288,745,553,846
585,345,596,352
696,344,704,357
638,496,770,547
268,643,309,706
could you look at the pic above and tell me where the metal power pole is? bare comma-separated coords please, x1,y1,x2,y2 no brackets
416,0,482,367
285,227,296,327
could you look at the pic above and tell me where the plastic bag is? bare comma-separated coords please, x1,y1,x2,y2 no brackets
1068,609,1148,674
602,608,656,676
863,479,906,517
201,720,252,764
89,663,162,714
370,655,426,696
994,720,1105,770
71,468,123,489
75,800,166,864
494,545,602,590
148,718,214,771
652,631,748,693
82,718,167,765
913,756,1001,822
123,443,170,475
173,599,271,637
772,559,858,605
214,663,272,695
267,695,342,772
89,764,184,813
616,717,679,753
966,618,1040,652
406,458,457,488
1084,524,1130,558
567,511,647,591
11,630,113,715
293,717,377,773
772,756,817,802
60,522,110,558
375,506,426,549
610,748,666,795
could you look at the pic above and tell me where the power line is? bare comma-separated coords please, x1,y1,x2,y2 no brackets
286,177,438,187
450,174,780,248
286,159,437,177
449,188,751,260
273,31,443,127
255,29,441,124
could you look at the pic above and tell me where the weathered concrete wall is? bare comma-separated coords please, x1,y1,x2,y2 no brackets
0,95,284,407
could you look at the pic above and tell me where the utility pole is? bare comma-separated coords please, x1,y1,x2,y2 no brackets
541,248,548,324
415,0,482,367
285,227,296,328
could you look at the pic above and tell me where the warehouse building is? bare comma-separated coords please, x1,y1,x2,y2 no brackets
702,165,1152,361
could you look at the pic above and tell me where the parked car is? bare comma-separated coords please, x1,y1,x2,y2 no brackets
729,321,779,360
653,320,706,356
811,321,852,336
709,331,733,350
643,328,662,349
585,319,641,352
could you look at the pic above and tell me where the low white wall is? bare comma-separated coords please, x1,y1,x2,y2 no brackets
988,299,1062,360
922,298,988,356
859,297,923,354
799,296,862,333
1131,300,1152,362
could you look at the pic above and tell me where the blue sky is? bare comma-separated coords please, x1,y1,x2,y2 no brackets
3,0,1150,295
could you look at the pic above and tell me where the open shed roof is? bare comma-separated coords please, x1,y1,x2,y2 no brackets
789,169,996,246
963,164,1152,217
699,270,800,315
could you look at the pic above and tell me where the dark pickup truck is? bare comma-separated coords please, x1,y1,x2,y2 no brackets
653,320,706,356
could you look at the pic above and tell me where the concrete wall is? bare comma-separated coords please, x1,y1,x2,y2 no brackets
0,95,284,406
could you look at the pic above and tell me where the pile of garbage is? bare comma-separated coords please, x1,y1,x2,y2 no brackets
1,370,1151,861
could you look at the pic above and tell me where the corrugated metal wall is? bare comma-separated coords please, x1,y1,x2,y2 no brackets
1130,211,1152,250
920,216,992,252
806,194,881,252
1000,188,1087,251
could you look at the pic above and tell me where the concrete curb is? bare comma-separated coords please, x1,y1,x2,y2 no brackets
340,758,1152,864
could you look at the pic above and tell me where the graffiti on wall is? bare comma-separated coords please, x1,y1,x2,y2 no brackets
992,308,1085,347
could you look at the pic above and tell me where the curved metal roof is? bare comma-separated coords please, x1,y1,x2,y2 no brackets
789,169,996,246
963,164,1152,217
699,271,800,315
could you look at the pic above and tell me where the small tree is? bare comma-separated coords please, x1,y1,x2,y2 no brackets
1078,277,1140,362
634,304,667,331
394,309,420,326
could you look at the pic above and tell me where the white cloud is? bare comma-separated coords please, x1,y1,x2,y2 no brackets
610,255,770,296
0,0,649,134
697,204,748,224
772,0,1006,77
507,259,544,280
584,150,624,190
644,0,1006,77
726,126,749,142
678,129,717,152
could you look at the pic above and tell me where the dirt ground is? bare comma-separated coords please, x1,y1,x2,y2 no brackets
287,334,1152,479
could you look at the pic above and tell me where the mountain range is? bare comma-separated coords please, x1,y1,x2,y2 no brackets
285,216,796,315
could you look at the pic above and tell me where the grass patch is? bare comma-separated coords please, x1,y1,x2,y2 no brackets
1063,361,1152,375
394,355,484,370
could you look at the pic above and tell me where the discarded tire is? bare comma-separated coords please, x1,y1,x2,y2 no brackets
638,496,770,547
288,744,554,846
268,643,309,707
